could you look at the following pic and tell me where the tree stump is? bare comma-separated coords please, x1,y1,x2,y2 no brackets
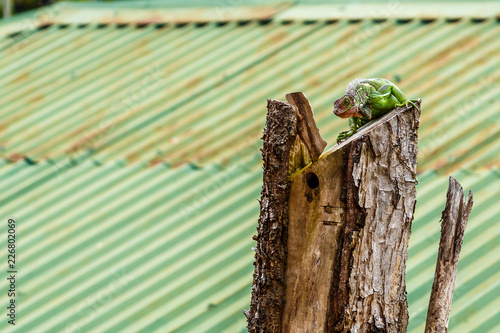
246,95,421,333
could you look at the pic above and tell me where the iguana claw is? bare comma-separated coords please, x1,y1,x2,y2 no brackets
337,129,354,143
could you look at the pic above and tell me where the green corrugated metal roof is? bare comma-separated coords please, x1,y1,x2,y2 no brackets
1,7,499,172
0,159,261,332
0,163,498,332
0,1,499,332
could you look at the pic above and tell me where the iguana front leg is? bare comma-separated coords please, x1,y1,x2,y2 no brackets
337,117,363,142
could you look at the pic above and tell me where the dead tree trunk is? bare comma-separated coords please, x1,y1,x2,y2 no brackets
425,177,473,333
246,94,421,333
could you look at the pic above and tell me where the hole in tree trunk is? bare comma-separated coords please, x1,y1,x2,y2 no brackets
306,172,319,189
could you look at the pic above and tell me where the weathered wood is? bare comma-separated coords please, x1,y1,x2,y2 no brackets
288,135,313,176
245,99,298,333
248,94,421,333
282,145,345,333
425,177,473,333
283,101,421,333
286,92,327,161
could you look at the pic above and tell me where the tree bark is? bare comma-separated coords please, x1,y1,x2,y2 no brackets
425,177,473,333
329,103,420,333
245,99,298,333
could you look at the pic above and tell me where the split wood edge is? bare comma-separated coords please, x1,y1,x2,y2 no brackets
286,92,327,162
245,94,327,332
425,177,473,333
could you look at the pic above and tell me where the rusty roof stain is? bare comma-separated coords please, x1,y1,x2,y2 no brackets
0,10,498,173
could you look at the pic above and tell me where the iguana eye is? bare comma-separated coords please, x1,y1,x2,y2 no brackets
343,98,349,106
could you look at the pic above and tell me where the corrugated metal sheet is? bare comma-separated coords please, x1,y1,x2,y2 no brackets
0,162,498,332
0,2,499,332
0,13,499,173
0,157,262,333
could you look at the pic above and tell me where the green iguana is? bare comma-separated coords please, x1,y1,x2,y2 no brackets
333,78,419,142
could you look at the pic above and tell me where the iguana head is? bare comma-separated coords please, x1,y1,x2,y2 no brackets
333,94,364,118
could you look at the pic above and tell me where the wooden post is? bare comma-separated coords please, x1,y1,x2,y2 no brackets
246,94,421,333
425,177,473,333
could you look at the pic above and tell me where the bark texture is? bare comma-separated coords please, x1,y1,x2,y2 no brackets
329,102,420,332
425,177,473,333
245,99,298,333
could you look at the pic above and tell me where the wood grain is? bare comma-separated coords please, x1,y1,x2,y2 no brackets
286,92,327,161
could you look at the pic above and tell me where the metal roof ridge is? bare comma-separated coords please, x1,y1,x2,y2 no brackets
1,1,499,37
276,2,500,20
57,1,295,9
0,1,293,36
